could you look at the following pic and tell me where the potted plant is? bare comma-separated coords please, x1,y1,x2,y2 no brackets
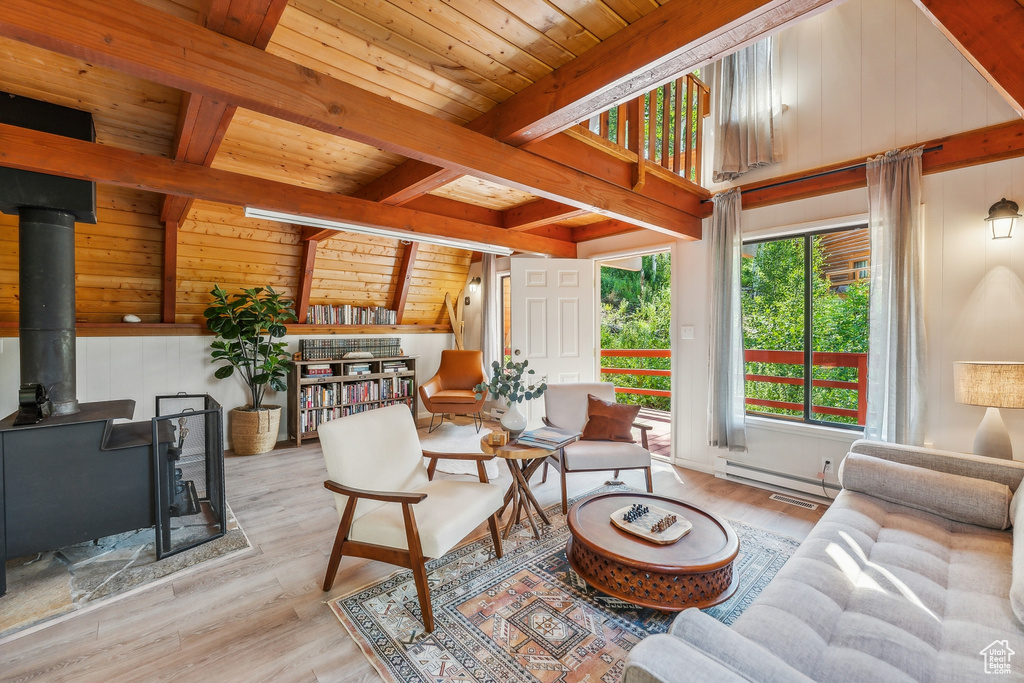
205,285,296,455
475,359,547,438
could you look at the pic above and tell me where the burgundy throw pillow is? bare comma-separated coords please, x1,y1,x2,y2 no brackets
580,394,640,443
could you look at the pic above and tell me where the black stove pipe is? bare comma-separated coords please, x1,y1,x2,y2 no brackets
18,207,80,416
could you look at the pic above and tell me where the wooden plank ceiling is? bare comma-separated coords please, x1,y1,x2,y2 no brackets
0,0,832,326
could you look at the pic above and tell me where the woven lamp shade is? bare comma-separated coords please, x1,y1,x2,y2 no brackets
953,362,1024,409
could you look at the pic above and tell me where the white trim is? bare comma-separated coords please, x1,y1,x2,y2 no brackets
672,458,715,475
744,415,862,443
742,212,869,242
245,207,515,255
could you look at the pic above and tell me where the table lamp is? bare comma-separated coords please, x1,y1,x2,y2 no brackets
954,361,1024,459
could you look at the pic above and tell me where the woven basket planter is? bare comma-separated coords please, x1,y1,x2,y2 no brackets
230,405,281,456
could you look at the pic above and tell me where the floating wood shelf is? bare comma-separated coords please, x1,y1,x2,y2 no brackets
0,323,452,338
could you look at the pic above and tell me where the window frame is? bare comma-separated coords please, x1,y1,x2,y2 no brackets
742,224,868,432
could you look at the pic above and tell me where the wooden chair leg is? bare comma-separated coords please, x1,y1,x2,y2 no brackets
487,513,503,559
541,460,549,484
613,469,620,478
426,457,438,481
323,496,356,592
560,467,569,515
644,466,653,492
402,503,434,632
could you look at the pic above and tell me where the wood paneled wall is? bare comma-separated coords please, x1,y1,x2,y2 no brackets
175,201,302,323
0,187,167,324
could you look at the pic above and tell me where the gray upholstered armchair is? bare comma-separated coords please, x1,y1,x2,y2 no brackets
542,382,653,514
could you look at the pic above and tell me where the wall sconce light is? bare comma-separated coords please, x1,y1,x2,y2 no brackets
468,277,481,294
986,198,1019,239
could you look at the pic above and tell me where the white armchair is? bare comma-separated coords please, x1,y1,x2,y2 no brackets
543,382,653,513
318,404,504,632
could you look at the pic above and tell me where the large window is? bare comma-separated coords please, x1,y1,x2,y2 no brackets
741,226,870,428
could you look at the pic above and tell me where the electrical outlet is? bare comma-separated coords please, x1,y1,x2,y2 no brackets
821,457,834,475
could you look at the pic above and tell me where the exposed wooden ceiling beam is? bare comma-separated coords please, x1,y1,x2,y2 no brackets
572,220,643,242
391,242,419,325
351,0,835,211
162,220,178,323
161,0,289,226
503,199,588,232
734,120,1024,210
0,0,695,238
295,237,317,324
0,123,577,258
912,0,1024,118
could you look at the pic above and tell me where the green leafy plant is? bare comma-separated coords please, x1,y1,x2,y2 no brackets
475,359,547,404
204,285,296,411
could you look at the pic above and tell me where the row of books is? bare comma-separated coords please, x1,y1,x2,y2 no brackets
302,363,334,378
301,400,415,433
300,408,340,433
307,304,397,326
515,425,581,450
345,380,380,405
382,360,409,373
300,385,338,409
381,377,413,399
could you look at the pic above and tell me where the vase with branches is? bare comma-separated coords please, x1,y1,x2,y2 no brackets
475,359,547,437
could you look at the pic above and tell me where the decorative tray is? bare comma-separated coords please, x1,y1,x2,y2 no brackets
610,503,692,545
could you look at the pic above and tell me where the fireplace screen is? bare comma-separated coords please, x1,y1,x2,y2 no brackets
152,394,226,559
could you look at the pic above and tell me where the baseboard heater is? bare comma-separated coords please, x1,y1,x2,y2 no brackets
715,457,841,501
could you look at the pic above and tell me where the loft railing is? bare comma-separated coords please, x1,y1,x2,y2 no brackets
744,349,868,425
581,74,710,185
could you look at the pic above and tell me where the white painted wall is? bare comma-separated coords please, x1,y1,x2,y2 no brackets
704,0,1018,193
0,333,454,445
581,0,1024,485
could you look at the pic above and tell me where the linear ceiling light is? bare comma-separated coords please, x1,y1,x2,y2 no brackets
244,207,514,256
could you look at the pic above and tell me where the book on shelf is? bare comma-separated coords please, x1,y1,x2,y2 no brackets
346,363,372,375
382,361,408,373
514,425,582,450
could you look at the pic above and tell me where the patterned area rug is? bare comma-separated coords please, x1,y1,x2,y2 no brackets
329,487,800,683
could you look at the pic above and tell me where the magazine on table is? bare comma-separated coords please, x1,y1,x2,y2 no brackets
514,425,581,449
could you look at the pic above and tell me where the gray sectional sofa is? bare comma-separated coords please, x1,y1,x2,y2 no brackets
623,439,1024,682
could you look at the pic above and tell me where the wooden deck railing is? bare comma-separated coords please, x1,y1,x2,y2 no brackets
599,348,867,425
600,349,671,398
744,349,868,425
582,74,710,184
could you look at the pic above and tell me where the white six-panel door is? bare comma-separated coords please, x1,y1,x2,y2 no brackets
510,257,596,425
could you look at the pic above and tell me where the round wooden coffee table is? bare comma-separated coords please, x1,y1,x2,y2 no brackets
566,492,739,611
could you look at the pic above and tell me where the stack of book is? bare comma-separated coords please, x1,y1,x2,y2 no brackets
346,363,372,376
302,364,333,378
382,360,408,373
514,425,581,450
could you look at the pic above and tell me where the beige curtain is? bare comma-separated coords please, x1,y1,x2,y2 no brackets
707,188,746,451
865,146,926,444
711,36,782,183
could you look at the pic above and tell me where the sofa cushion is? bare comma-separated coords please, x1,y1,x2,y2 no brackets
581,394,640,442
731,490,1022,682
840,452,1012,529
850,438,1024,492
1011,490,1024,627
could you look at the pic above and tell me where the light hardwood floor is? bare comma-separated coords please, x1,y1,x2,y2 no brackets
0,427,825,682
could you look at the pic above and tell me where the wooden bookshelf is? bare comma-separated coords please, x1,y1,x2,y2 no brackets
287,355,418,446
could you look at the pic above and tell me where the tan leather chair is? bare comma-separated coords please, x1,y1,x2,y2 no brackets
542,382,653,514
319,404,503,633
419,349,487,432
